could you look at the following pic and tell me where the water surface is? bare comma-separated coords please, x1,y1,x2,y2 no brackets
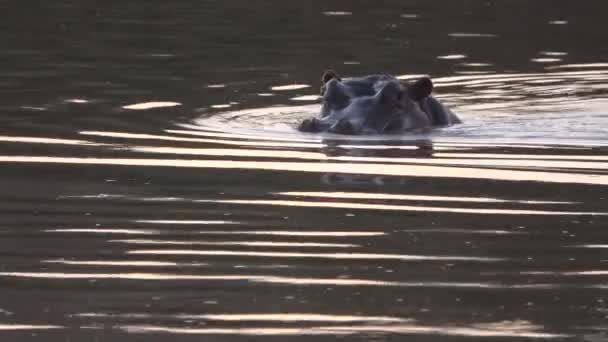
1,1,607,341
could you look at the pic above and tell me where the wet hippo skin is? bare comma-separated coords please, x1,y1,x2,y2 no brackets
298,70,461,134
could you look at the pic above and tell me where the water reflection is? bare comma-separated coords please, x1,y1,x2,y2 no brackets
44,228,161,235
192,230,384,237
111,239,358,248
122,102,181,110
0,272,569,290
0,135,105,146
2,156,607,185
209,199,606,216
129,249,503,262
80,130,324,148
0,324,64,331
116,321,566,338
134,219,236,224
42,259,207,267
186,313,409,323
278,191,575,204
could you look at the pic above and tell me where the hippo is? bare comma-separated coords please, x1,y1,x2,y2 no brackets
298,70,460,134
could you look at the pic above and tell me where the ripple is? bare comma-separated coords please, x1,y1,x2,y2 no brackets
398,228,525,235
211,104,232,109
0,272,573,291
110,239,358,248
116,320,566,338
193,230,384,237
129,249,503,262
322,11,352,16
448,32,497,38
270,84,310,91
196,313,408,323
521,270,608,276
2,156,608,185
134,220,236,225
44,228,160,235
531,58,562,63
278,191,575,204
122,101,181,110
64,98,89,104
437,54,466,60
0,324,64,330
211,199,606,216
569,244,608,249
0,135,103,146
169,126,321,142
290,95,321,101
81,130,324,148
42,259,207,267
75,312,410,323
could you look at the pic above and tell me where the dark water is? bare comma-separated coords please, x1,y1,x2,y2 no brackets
1,1,608,341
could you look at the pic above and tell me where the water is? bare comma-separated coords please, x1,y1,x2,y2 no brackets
1,1,607,341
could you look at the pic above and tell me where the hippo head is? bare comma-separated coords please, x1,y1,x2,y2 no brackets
299,70,435,134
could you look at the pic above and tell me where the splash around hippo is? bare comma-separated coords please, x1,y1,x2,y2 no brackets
298,70,461,134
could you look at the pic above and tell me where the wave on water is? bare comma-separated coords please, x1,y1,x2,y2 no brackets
190,65,608,146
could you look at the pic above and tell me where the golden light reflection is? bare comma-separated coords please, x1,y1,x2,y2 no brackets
547,63,608,69
79,131,323,148
434,142,593,150
120,325,352,336
270,84,310,91
193,230,384,237
569,244,608,248
0,272,261,280
128,249,503,262
169,126,321,143
0,324,64,331
42,259,207,267
398,229,525,235
2,156,607,185
134,220,236,225
521,270,608,276
122,101,181,110
434,69,608,87
117,321,567,338
75,312,410,323
435,153,608,161
331,156,608,170
278,191,574,205
0,272,566,290
129,146,325,160
194,313,409,323
44,229,160,235
0,136,104,146
127,145,608,171
109,239,359,248
209,199,606,216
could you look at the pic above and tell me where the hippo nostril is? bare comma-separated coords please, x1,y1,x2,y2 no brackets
377,81,402,105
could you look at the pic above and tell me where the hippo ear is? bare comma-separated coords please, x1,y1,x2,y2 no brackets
321,70,341,84
408,77,433,100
